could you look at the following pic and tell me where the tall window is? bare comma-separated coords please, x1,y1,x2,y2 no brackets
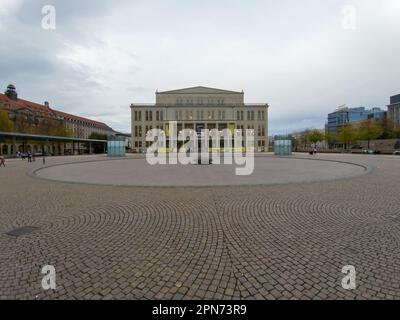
175,110,183,120
257,110,265,121
145,110,153,122
197,110,204,120
134,111,142,121
237,110,244,121
135,126,142,137
154,110,163,121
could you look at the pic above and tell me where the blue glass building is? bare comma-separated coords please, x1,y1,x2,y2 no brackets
388,94,400,128
327,106,385,136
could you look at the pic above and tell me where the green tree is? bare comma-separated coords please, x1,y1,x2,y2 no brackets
380,118,396,139
300,130,311,149
357,119,383,149
308,129,325,145
0,109,14,132
392,126,400,139
337,124,357,150
291,136,299,151
325,131,337,148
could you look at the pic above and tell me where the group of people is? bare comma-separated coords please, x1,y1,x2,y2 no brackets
26,152,35,162
0,152,47,167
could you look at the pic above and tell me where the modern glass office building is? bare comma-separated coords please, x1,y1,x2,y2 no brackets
388,94,400,128
327,105,386,135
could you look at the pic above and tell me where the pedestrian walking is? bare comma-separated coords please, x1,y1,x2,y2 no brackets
42,154,46,165
0,155,5,167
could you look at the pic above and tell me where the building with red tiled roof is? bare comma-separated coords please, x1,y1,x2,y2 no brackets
0,84,115,139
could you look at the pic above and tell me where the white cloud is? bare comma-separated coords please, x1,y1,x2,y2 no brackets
0,0,399,134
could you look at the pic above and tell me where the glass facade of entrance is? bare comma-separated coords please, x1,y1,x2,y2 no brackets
274,137,292,156
107,138,126,157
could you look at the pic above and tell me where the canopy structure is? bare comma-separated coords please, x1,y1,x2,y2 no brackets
0,131,107,157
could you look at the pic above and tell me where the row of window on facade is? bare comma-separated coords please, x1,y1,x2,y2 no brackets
134,110,164,122
133,124,266,138
133,140,266,149
176,98,225,106
66,118,100,127
133,110,266,122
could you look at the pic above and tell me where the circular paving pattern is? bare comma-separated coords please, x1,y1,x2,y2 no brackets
1,153,400,300
32,155,368,187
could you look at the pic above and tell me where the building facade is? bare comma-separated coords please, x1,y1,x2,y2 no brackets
53,110,115,139
388,94,400,128
0,84,115,139
327,105,386,136
0,84,115,156
130,86,269,152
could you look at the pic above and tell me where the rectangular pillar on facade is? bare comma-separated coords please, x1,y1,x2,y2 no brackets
60,143,64,156
12,136,16,157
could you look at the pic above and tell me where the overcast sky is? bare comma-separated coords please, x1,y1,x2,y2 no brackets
1,0,400,134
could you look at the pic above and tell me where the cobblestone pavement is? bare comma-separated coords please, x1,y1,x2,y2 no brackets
0,153,400,300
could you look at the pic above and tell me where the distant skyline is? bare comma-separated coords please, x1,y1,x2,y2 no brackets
1,0,399,134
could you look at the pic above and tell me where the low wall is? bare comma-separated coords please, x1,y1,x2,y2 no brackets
358,139,400,153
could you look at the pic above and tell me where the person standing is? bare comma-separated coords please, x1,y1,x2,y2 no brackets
0,155,5,167
42,154,46,165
